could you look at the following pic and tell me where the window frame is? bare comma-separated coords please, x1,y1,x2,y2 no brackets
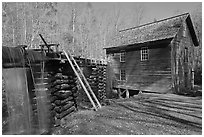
120,51,126,62
120,69,126,81
141,47,149,61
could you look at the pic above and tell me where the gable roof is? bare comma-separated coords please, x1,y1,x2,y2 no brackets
105,13,199,51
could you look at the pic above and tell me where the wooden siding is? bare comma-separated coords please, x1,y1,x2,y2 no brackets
107,43,172,93
171,21,195,94
106,14,198,95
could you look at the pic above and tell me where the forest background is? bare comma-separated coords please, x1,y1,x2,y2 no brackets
2,2,202,83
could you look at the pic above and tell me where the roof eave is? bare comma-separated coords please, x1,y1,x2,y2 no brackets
105,37,173,53
186,15,199,46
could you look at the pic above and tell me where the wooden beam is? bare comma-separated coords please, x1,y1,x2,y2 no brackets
63,50,99,111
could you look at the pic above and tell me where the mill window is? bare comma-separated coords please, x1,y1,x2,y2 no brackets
141,47,149,61
120,69,126,81
120,52,126,62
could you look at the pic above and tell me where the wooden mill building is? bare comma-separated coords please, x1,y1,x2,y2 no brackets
105,13,199,95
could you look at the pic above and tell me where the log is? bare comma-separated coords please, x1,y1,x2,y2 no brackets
54,106,61,113
54,73,63,78
49,103,55,110
52,85,61,90
51,79,62,87
54,73,69,80
50,88,60,94
60,102,74,112
58,90,72,93
60,96,74,104
60,84,72,90
51,110,57,117
66,79,76,83
60,106,76,119
53,91,72,99
54,100,61,106
51,79,70,88
69,84,77,89
60,92,73,99
89,76,96,78
50,96,58,103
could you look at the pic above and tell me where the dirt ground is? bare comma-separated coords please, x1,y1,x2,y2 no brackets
53,93,202,135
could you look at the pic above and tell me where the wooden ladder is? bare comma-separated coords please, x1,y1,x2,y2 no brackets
62,50,102,111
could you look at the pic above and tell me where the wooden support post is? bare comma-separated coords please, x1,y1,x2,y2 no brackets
118,88,121,98
126,89,129,98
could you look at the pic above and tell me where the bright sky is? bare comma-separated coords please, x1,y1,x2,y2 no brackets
141,2,201,23
93,2,201,25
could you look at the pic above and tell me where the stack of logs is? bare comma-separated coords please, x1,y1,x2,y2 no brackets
47,63,78,127
87,67,98,100
97,66,107,102
87,66,107,104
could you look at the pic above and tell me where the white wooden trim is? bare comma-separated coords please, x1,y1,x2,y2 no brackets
120,69,126,81
141,47,149,61
120,52,126,62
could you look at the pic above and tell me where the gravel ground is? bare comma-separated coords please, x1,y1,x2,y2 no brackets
53,93,202,135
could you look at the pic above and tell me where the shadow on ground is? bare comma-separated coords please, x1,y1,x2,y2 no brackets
53,93,202,135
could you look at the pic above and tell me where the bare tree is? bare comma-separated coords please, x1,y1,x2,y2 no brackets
130,3,145,26
2,2,146,60
191,4,202,68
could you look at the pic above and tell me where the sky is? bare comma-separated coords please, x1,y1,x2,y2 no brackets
93,2,201,25
140,2,201,23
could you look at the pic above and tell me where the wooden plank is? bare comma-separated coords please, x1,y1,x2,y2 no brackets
63,50,101,110
108,45,172,93
63,50,98,111
71,54,102,108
